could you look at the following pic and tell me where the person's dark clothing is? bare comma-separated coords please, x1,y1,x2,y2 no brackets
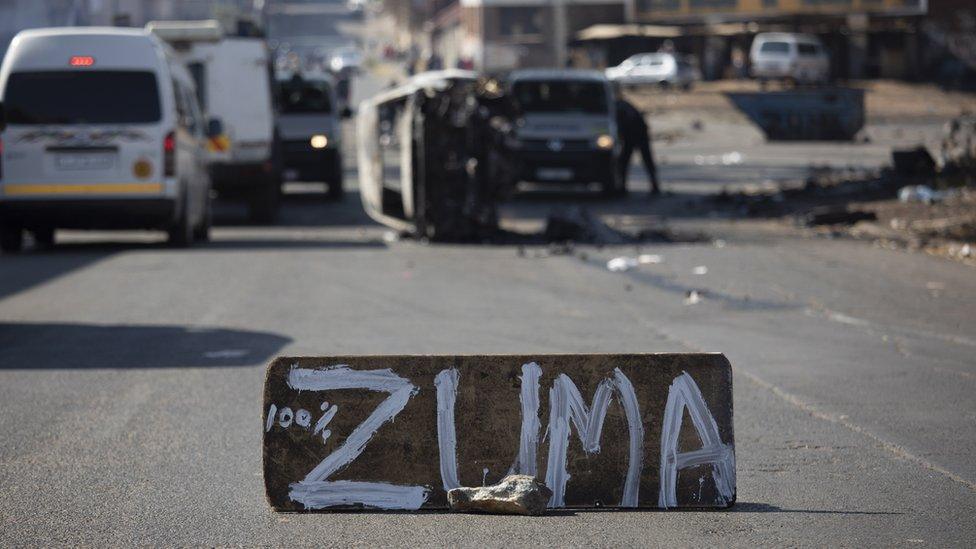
615,98,660,194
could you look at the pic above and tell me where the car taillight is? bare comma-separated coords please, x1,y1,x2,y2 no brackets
164,131,175,177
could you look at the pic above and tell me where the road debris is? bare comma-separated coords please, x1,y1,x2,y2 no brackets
692,265,709,275
898,184,957,204
447,475,553,516
940,113,976,183
800,206,878,226
607,256,639,272
607,253,664,272
892,147,936,176
685,290,704,305
545,207,633,245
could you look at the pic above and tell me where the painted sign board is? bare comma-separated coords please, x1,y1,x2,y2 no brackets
263,354,735,511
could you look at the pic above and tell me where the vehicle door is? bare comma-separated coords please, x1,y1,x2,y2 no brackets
172,79,205,218
796,42,826,82
183,82,210,213
631,55,659,83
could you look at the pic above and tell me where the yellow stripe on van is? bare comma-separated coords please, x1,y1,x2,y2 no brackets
3,183,163,196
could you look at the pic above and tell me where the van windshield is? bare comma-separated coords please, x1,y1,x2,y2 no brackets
759,42,791,55
4,71,161,125
512,80,608,114
278,79,333,114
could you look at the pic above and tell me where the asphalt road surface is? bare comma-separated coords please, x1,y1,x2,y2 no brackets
2,76,975,546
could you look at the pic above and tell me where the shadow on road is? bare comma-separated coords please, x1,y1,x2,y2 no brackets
0,251,111,302
199,238,386,250
0,322,291,369
731,502,902,515
214,189,379,228
502,189,735,224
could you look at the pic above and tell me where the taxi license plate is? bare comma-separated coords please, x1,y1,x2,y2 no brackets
56,153,115,171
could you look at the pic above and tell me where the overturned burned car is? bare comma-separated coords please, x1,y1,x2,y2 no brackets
357,70,521,241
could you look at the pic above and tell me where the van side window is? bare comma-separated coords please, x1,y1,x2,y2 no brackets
173,80,189,130
172,81,199,134
181,85,201,135
760,42,791,55
187,62,207,111
797,43,820,56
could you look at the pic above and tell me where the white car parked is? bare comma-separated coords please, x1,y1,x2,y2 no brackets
605,52,700,89
0,27,215,252
750,32,830,85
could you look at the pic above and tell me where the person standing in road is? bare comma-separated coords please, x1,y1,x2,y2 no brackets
615,96,661,195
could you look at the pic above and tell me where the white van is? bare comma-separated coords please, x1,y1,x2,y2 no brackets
507,70,622,195
275,71,348,200
0,28,214,252
148,20,280,223
750,32,830,85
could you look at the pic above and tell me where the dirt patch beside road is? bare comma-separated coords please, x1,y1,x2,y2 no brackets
845,189,976,265
625,79,976,123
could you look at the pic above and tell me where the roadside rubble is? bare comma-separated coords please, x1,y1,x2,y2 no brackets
898,184,955,204
703,112,975,265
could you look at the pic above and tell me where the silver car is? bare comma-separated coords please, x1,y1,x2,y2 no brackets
606,52,701,90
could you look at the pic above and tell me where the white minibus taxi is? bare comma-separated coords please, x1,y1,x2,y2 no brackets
147,20,280,223
750,32,830,85
0,28,215,252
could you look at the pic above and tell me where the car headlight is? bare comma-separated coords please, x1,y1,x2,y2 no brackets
596,134,614,150
310,135,328,149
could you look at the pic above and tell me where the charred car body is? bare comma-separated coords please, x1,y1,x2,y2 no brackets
357,70,520,241
357,70,623,241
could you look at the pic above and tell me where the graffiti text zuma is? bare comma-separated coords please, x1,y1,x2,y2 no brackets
264,361,734,510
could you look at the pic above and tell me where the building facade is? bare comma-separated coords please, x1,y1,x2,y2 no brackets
423,0,629,71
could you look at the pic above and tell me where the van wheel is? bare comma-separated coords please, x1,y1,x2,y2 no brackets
167,199,193,248
325,154,344,201
0,225,24,254
193,199,212,242
32,227,55,249
248,180,280,224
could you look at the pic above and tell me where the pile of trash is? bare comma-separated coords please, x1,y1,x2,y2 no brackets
940,112,976,182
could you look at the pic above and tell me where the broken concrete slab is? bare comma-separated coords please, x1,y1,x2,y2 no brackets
448,475,552,516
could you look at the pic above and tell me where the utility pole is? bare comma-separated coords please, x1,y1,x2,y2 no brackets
552,0,567,67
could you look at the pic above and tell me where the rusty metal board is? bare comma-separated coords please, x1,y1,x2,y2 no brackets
263,354,735,511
